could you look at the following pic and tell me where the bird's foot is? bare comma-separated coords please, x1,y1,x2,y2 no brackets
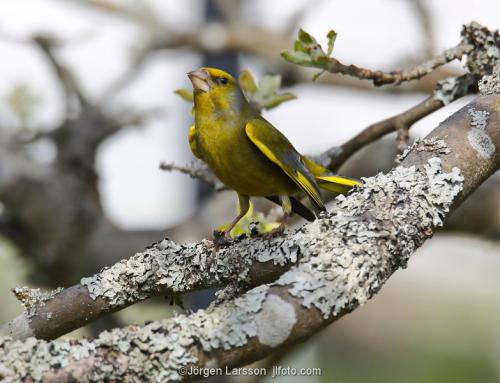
212,230,247,249
261,222,287,239
212,229,233,248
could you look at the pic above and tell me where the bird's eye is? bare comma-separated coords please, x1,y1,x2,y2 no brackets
218,77,229,85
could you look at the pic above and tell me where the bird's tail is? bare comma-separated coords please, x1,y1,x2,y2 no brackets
315,174,360,193
303,156,361,194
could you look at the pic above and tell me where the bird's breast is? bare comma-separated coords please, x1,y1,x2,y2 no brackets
196,120,297,196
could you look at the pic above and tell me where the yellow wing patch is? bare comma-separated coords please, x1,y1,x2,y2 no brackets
303,155,361,194
188,124,202,159
316,175,360,194
245,119,324,211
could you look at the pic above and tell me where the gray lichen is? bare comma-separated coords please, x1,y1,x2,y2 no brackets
0,158,464,382
478,64,500,95
11,286,64,318
461,22,499,76
434,76,471,105
80,232,299,307
255,294,297,347
467,107,495,159
0,285,269,382
274,158,463,318
397,138,451,163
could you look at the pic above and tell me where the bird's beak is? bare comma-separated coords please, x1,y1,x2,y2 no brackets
187,69,211,92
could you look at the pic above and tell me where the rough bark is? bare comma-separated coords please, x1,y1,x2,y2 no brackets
0,94,498,382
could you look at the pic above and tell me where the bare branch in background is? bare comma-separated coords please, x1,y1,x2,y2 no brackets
313,74,477,171
63,0,157,26
282,22,498,86
33,35,87,112
0,94,498,381
410,0,436,58
59,0,463,97
329,44,469,86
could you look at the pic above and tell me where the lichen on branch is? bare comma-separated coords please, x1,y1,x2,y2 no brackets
0,156,464,382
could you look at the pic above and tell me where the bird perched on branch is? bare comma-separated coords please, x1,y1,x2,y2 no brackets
187,67,359,239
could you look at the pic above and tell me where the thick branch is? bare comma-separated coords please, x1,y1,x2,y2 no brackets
0,94,498,382
0,234,295,340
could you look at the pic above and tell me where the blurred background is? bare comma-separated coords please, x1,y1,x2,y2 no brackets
0,0,498,382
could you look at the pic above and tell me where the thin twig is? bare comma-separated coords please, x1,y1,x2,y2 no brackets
324,44,471,86
160,161,227,191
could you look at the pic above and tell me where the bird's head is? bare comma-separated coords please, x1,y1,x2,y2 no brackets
188,67,247,117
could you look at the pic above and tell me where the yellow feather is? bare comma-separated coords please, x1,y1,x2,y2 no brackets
188,124,202,159
316,175,361,193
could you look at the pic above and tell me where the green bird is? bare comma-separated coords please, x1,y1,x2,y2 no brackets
187,67,360,239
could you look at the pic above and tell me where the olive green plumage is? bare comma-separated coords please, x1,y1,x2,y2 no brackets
187,67,359,237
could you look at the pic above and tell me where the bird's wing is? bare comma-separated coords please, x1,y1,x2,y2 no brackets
188,124,203,159
245,118,324,211
302,156,361,193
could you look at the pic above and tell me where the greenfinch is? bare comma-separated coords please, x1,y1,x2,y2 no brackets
187,67,359,239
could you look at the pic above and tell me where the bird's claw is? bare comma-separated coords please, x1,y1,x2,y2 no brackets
262,223,286,238
212,230,233,248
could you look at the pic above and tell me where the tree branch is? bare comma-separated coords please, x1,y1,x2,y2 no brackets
312,74,477,171
282,22,498,87
327,44,470,86
33,35,87,110
159,161,227,191
0,94,498,382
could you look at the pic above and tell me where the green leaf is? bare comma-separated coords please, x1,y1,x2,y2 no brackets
174,88,193,102
264,93,297,109
298,29,316,44
282,28,340,76
293,39,308,53
326,30,337,56
281,50,312,65
258,75,281,96
238,70,257,94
